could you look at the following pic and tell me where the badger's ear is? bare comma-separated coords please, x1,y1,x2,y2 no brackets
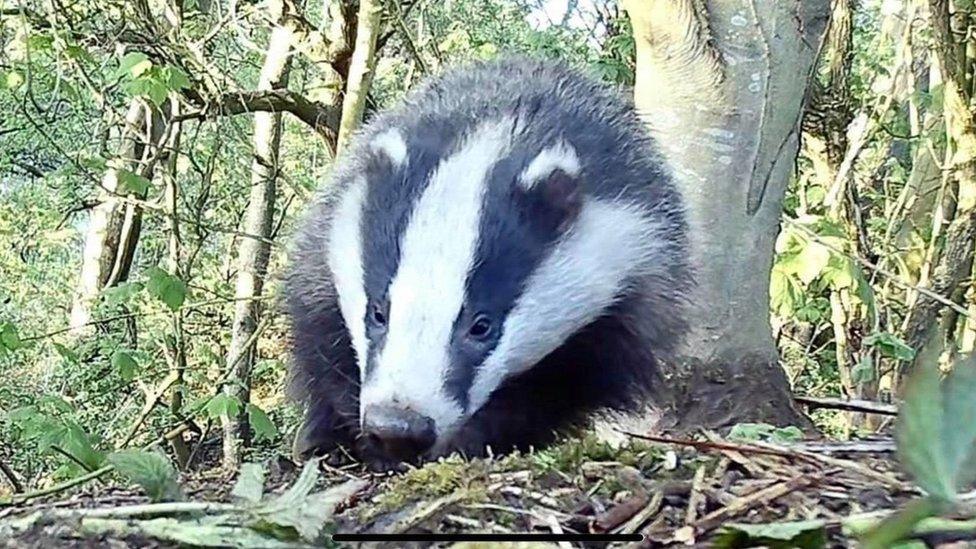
518,141,583,234
366,128,408,172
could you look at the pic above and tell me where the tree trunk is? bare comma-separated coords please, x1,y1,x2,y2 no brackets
69,101,167,335
335,0,383,154
899,0,976,384
622,0,830,430
220,8,296,470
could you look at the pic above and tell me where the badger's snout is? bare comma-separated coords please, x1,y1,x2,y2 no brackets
361,404,436,463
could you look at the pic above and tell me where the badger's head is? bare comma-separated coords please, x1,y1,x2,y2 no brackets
326,117,672,464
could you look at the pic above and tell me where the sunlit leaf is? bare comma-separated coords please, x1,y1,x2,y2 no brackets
117,52,152,78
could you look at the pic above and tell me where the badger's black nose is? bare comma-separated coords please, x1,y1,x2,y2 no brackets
361,405,436,463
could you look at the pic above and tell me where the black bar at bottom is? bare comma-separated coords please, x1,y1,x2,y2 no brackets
332,533,643,542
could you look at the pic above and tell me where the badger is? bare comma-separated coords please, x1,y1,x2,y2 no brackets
284,57,690,468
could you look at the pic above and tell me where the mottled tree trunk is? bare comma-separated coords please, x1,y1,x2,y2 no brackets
622,0,830,430
335,0,383,153
899,0,976,384
220,10,296,469
69,101,167,335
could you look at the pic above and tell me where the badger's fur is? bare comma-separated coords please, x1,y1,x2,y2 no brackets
285,57,690,467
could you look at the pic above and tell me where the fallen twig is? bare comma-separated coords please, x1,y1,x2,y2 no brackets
695,473,822,531
795,396,898,416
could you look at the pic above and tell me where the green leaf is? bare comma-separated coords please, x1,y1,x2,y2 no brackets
27,34,54,51
864,332,915,361
851,356,877,385
715,519,826,548
793,241,831,284
253,460,366,541
247,404,278,442
101,281,144,306
895,355,976,501
728,423,804,444
770,268,803,317
145,267,187,311
117,169,151,195
145,79,169,106
231,462,267,504
162,66,191,91
939,357,976,492
116,52,152,78
108,450,183,502
111,350,139,381
204,394,242,420
60,421,106,471
0,323,23,351
2,70,24,90
805,186,826,207
53,343,80,365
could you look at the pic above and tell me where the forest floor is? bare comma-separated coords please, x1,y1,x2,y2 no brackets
4,427,965,548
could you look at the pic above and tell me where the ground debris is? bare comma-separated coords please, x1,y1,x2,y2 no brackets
0,433,945,547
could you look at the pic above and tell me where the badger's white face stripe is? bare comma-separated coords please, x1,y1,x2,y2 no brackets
360,119,514,433
467,200,671,413
327,179,369,380
519,140,580,189
371,129,408,167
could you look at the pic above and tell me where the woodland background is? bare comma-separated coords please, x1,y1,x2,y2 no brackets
0,0,975,519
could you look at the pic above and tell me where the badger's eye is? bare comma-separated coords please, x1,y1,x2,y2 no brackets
369,302,388,327
467,315,493,340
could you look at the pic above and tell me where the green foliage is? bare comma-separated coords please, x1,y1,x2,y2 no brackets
863,332,915,362
728,423,805,444
896,357,976,501
204,394,243,420
0,322,23,352
111,350,139,381
715,520,827,548
246,404,278,442
145,267,187,311
107,450,184,502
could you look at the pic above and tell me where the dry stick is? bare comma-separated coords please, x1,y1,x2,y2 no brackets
693,473,821,532
684,465,708,525
0,459,24,494
5,423,192,507
118,370,182,447
794,395,898,416
621,431,906,491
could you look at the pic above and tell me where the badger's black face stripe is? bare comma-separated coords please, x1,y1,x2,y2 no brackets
444,151,581,408
359,122,464,379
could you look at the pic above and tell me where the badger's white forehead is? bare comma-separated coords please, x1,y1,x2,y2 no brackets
360,118,515,433
328,120,668,443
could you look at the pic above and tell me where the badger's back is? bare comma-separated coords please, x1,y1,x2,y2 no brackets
286,57,690,464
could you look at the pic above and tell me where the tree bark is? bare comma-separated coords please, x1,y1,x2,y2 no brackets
899,0,976,383
622,0,830,430
68,101,168,335
220,6,296,470
335,0,383,154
